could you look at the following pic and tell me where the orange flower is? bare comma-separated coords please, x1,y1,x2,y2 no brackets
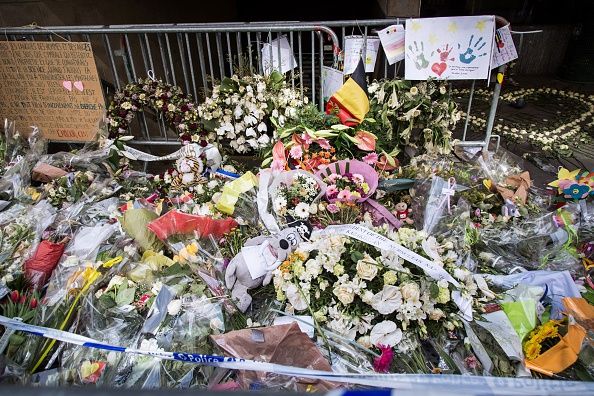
353,130,377,151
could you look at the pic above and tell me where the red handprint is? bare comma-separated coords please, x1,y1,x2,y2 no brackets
437,44,454,62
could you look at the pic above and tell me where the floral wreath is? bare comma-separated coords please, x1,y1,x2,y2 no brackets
106,77,209,145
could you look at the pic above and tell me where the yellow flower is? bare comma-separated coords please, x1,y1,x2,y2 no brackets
524,339,542,361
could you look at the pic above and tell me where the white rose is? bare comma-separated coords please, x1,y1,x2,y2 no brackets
333,283,355,305
429,308,445,321
286,283,308,311
370,320,403,347
167,299,182,316
360,290,374,304
357,335,372,349
207,180,219,190
356,254,378,281
400,282,420,302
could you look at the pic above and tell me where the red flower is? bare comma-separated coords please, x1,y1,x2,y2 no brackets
373,345,394,373
9,290,19,303
30,298,38,309
19,295,27,305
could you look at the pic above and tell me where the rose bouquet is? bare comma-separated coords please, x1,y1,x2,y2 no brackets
273,223,494,373
198,72,305,153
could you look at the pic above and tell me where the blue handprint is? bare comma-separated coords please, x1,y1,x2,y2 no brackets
458,35,487,64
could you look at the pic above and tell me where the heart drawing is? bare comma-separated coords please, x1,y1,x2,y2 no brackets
431,62,447,77
62,80,72,92
62,80,84,92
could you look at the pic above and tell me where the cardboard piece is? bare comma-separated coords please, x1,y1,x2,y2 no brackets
31,163,68,183
210,323,336,391
0,41,105,141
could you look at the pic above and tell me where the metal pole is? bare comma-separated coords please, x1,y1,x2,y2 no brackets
462,80,476,141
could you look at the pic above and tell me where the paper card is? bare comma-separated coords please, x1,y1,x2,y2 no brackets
404,16,495,80
378,24,406,64
476,310,523,361
343,35,381,74
241,241,278,280
321,66,344,102
0,41,105,141
261,35,297,75
491,25,518,69
273,315,315,338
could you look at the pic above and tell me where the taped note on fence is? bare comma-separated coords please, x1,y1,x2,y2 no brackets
378,24,406,64
314,224,460,286
343,35,380,74
261,35,297,75
321,66,343,103
491,25,518,69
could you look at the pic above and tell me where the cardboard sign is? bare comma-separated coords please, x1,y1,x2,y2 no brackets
0,41,105,141
405,16,495,80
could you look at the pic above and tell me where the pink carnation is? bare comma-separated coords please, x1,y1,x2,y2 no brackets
289,145,303,159
362,152,379,165
373,345,394,373
317,138,331,150
327,203,340,213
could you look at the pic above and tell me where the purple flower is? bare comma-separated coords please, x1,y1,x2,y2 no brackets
327,203,339,213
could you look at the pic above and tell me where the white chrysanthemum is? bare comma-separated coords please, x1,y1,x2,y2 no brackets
294,202,310,219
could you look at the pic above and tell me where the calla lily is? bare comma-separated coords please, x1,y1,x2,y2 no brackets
375,152,399,171
354,130,377,151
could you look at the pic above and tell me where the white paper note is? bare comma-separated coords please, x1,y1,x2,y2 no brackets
261,35,297,75
405,16,495,80
491,25,518,69
343,35,380,74
241,241,278,280
378,24,406,64
273,315,315,338
321,66,344,102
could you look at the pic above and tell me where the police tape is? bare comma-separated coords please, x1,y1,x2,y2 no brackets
1,315,593,394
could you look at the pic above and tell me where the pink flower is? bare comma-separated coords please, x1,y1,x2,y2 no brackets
317,138,331,150
271,141,287,171
337,189,352,201
326,184,338,196
302,133,313,145
327,203,340,213
289,145,303,159
373,345,394,373
354,130,377,151
362,152,379,165
352,173,365,184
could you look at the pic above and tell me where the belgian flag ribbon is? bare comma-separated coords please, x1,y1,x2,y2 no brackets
325,58,369,126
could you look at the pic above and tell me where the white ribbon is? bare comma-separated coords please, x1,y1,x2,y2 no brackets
313,224,460,287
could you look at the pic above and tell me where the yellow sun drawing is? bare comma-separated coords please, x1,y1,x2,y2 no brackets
410,21,422,32
475,20,487,32
428,33,438,45
447,22,458,33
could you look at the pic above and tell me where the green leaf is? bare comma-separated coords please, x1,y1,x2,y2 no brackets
330,124,350,131
350,251,364,263
220,77,239,93
364,117,376,123
430,283,440,299
162,262,191,278
115,286,136,306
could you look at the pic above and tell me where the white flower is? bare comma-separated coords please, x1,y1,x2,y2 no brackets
273,196,287,213
106,275,126,291
400,282,421,303
333,283,355,305
245,127,257,137
286,283,308,311
428,308,445,320
371,285,402,314
181,173,195,185
209,317,224,331
370,320,403,347
257,122,267,132
294,202,310,219
139,338,163,352
151,281,163,295
357,335,372,349
356,254,378,281
167,299,182,316
207,180,219,190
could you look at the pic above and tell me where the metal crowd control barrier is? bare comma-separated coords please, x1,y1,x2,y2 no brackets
1,18,509,152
